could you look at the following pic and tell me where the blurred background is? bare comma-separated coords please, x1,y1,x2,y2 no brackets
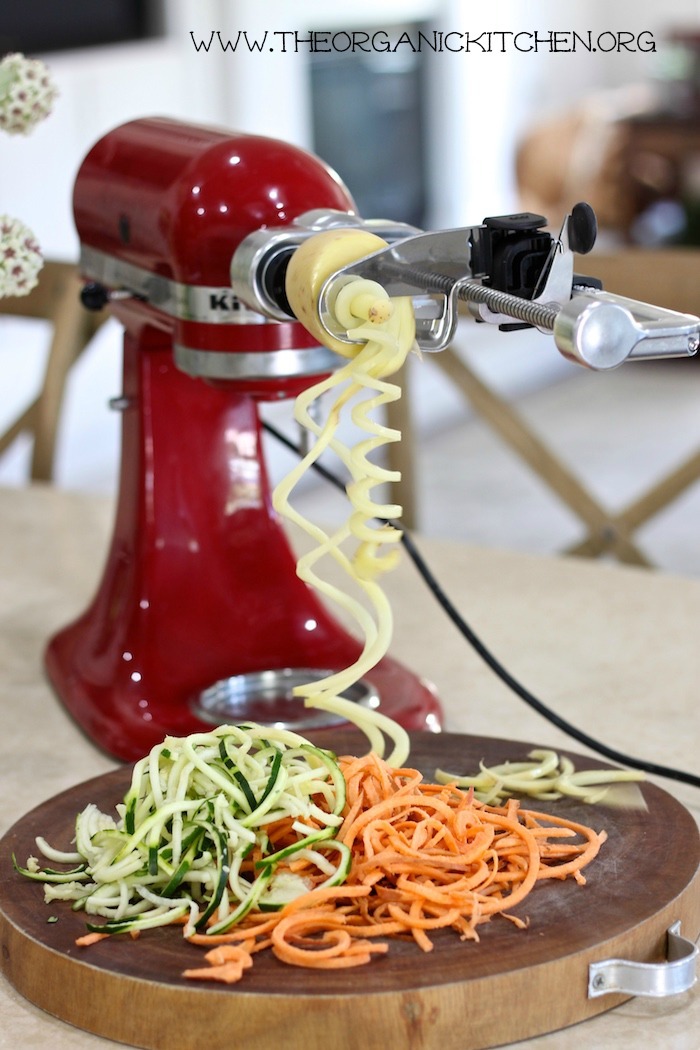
1,0,699,571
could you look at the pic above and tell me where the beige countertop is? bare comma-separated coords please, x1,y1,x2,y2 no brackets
0,483,698,1050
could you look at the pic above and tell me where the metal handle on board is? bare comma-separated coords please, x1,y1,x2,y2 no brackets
588,922,698,999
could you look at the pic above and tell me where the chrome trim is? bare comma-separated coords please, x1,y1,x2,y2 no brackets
174,343,343,380
79,246,274,326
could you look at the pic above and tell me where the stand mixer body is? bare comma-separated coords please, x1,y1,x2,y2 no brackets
46,118,441,761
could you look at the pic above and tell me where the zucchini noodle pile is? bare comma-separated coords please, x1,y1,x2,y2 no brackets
275,258,416,766
16,726,350,937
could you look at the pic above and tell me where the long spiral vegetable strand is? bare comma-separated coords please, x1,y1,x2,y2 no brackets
272,279,415,763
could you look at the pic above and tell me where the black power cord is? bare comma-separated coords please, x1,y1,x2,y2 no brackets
263,419,700,790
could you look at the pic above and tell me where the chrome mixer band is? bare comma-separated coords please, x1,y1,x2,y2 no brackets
79,244,344,380
80,245,273,325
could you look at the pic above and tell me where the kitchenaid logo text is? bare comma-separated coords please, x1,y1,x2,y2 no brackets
189,29,657,54
209,290,242,311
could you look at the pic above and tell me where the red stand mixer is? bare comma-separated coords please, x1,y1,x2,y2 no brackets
47,117,700,763
45,117,442,761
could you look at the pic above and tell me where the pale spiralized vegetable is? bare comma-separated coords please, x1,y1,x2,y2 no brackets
276,232,417,766
435,748,646,806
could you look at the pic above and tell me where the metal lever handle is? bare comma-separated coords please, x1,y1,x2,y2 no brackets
588,921,698,999
554,291,700,370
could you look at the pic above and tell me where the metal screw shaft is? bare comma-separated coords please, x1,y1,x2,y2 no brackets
457,282,559,329
397,264,559,331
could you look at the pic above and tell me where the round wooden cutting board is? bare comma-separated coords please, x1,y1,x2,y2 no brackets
1,731,699,1050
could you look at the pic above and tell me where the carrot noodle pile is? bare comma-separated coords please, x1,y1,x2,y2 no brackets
178,751,606,983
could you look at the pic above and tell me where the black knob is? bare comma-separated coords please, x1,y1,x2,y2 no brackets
568,203,597,255
80,282,110,311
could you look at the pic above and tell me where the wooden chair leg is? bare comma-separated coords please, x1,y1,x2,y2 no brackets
432,347,653,565
387,339,663,565
0,401,37,457
612,447,700,535
29,271,89,481
565,446,700,559
0,261,106,484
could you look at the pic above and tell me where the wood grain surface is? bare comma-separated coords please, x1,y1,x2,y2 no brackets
1,731,699,1050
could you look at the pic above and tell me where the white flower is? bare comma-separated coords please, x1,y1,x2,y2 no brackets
0,52,58,135
0,214,43,297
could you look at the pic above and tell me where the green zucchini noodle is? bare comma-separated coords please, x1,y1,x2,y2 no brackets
273,276,415,766
16,725,351,937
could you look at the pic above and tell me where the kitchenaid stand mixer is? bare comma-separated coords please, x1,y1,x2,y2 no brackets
45,117,441,761
46,117,700,763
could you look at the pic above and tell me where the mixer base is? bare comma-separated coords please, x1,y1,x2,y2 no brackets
192,667,380,731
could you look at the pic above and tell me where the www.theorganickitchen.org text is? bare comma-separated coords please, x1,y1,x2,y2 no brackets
189,29,657,55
